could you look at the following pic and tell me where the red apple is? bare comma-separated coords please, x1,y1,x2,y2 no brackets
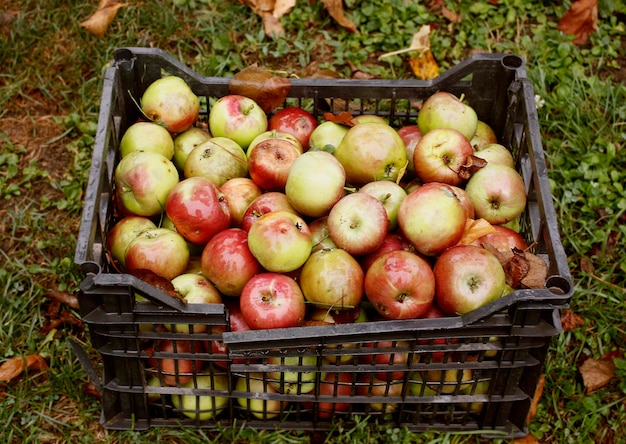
147,339,204,386
220,177,263,228
417,91,478,140
124,228,189,280
285,150,346,217
465,164,527,224
333,122,407,186
165,177,231,245
247,130,303,155
207,300,252,369
359,232,415,272
412,127,474,186
247,137,301,191
397,124,422,176
201,227,262,297
119,121,174,159
299,248,364,310
434,244,506,315
106,216,157,268
476,225,528,252
208,94,268,149
141,76,200,134
327,192,389,256
358,180,407,231
172,126,212,171
268,106,318,151
364,250,435,320
360,340,410,381
398,182,467,256
240,191,298,232
114,151,179,217
247,210,312,272
183,137,248,186
239,272,306,329
304,372,354,418
308,216,336,252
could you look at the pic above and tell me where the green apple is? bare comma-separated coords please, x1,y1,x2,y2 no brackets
120,121,175,159
171,374,229,420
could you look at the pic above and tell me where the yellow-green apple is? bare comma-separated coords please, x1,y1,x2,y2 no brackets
183,137,248,186
364,250,435,320
124,228,189,280
219,177,262,227
465,164,527,224
285,150,346,217
165,177,231,245
398,182,467,256
358,180,407,231
267,355,321,395
308,216,336,252
172,126,212,171
333,122,407,186
141,75,200,134
356,374,404,412
114,151,179,217
165,273,223,333
119,121,175,159
407,372,439,397
239,272,306,329
412,127,474,186
417,91,478,140
433,244,506,315
327,192,388,256
473,143,515,169
308,121,348,152
106,216,157,268
201,227,262,297
235,373,286,419
351,114,387,125
208,94,267,149
247,211,312,273
170,374,230,420
360,340,411,382
299,248,364,310
247,137,301,191
147,339,204,386
449,184,475,219
470,120,498,149
423,368,474,394
268,106,318,151
241,191,298,232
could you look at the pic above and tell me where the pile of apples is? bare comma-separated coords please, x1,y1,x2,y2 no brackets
106,74,536,420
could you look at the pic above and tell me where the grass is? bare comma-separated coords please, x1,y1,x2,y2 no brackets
1,0,625,442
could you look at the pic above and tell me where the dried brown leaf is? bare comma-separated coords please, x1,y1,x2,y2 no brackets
84,382,102,399
457,154,488,180
321,0,357,33
441,6,461,23
80,0,125,38
229,66,291,114
0,355,49,383
557,0,598,45
513,434,540,444
504,247,530,288
409,50,440,80
561,309,585,331
323,112,356,126
579,356,615,394
520,251,548,289
130,269,182,301
526,374,545,425
580,255,595,274
483,245,547,289
458,218,497,246
45,289,79,310
347,60,376,80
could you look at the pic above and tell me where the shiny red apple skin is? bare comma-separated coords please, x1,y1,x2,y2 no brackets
304,372,354,419
201,227,262,297
359,232,415,272
124,228,189,280
360,340,410,381
239,272,306,329
165,176,231,245
147,339,204,386
247,137,301,191
240,191,298,232
475,225,528,252
364,250,435,320
220,177,263,228
268,107,318,151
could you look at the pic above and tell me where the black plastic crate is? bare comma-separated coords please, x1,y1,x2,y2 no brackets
74,47,573,437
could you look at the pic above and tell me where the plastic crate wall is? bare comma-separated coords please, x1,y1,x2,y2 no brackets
75,48,573,437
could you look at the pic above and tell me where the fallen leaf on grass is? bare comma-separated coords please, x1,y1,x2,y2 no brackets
557,0,598,45
80,0,126,38
526,374,545,424
321,0,357,33
513,434,539,444
579,355,616,394
239,0,296,37
379,25,440,80
0,355,49,383
561,309,585,331
229,66,291,114
45,289,79,310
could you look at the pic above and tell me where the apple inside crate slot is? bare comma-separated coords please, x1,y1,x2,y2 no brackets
73,47,573,438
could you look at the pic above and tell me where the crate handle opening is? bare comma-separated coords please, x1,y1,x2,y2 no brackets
545,275,573,296
502,55,524,70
